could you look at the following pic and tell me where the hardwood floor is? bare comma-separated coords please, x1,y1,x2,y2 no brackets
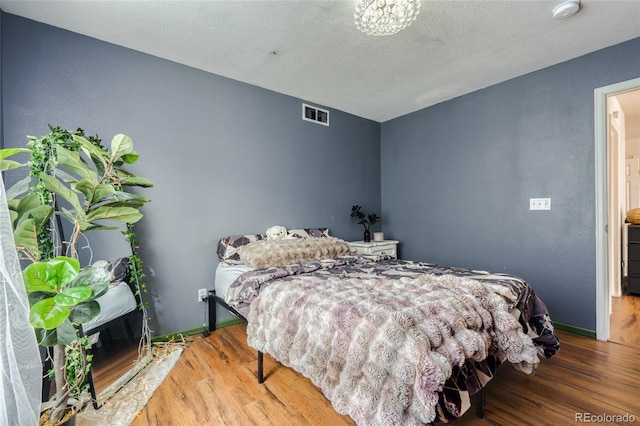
91,340,141,395
610,294,640,348
132,324,640,425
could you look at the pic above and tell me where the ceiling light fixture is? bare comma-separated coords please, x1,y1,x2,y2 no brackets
552,0,580,20
355,0,421,36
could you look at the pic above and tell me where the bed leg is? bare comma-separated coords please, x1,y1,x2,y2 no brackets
257,351,264,383
476,388,485,418
208,290,216,332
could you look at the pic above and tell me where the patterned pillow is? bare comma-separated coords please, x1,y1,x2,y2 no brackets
287,228,330,238
217,234,266,264
108,257,131,284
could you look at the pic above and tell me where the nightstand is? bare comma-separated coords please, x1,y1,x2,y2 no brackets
627,225,640,295
348,240,399,259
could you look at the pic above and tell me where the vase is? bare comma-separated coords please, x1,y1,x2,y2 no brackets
364,230,371,242
40,407,77,426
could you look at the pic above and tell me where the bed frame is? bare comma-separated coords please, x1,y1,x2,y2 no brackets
208,290,264,383
207,289,486,418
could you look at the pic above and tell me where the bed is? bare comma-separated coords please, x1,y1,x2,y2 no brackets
80,258,139,342
209,229,559,425
41,258,140,407
82,258,140,408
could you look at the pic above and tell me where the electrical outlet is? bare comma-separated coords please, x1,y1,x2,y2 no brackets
198,288,208,302
529,198,551,211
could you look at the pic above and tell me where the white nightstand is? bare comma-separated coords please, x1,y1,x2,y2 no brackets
348,240,399,259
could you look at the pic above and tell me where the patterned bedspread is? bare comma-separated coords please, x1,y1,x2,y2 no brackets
225,255,559,424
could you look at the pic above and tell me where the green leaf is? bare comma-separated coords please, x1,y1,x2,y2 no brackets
54,320,77,345
100,201,145,210
121,151,140,164
72,134,108,166
23,257,80,293
0,159,25,171
70,300,101,324
34,328,58,346
54,286,93,306
56,145,97,181
0,148,30,171
29,298,70,330
27,291,53,307
120,176,154,188
82,223,120,232
0,147,30,159
22,204,54,228
89,152,107,176
14,194,53,240
59,207,86,230
15,193,44,217
72,266,110,289
110,134,134,160
115,192,150,203
70,266,110,299
41,174,85,218
94,197,147,209
85,206,143,224
9,210,17,228
13,218,40,259
91,282,110,299
53,167,81,184
5,176,32,200
74,180,117,204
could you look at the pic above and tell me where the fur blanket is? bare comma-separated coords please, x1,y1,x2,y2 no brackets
238,237,353,269
247,273,539,425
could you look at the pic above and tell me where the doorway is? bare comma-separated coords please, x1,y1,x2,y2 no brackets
595,77,640,344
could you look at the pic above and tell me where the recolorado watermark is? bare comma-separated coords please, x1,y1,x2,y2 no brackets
575,412,636,423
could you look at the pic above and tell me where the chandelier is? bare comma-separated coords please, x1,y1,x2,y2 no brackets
354,0,421,36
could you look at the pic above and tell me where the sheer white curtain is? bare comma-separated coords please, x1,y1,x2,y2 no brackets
0,175,41,426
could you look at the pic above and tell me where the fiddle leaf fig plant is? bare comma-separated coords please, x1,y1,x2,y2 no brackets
0,126,153,424
24,257,110,345
23,256,110,422
1,128,153,260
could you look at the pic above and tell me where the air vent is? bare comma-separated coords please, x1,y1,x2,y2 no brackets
302,103,329,126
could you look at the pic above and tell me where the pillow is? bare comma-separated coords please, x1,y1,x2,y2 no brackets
108,257,131,284
287,227,330,239
217,234,266,264
92,258,130,286
238,236,352,269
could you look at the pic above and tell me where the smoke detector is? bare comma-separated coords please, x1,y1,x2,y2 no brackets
552,0,580,19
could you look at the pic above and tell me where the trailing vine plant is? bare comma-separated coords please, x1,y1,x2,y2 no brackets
123,226,148,308
123,224,152,351
64,336,94,404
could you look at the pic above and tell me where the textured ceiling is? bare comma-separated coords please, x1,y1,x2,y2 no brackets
1,0,639,122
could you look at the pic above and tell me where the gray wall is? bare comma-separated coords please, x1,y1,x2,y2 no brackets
381,37,640,332
1,13,381,335
4,10,639,335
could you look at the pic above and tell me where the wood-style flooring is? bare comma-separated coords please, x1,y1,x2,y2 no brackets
90,339,140,395
610,294,640,348
131,324,640,426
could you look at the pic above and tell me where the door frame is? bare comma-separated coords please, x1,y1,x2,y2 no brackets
594,77,640,341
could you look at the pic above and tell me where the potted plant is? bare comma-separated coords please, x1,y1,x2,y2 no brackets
23,256,110,424
350,204,380,242
0,126,153,424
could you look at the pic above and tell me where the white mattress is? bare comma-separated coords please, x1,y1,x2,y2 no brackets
82,281,137,333
215,263,252,302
